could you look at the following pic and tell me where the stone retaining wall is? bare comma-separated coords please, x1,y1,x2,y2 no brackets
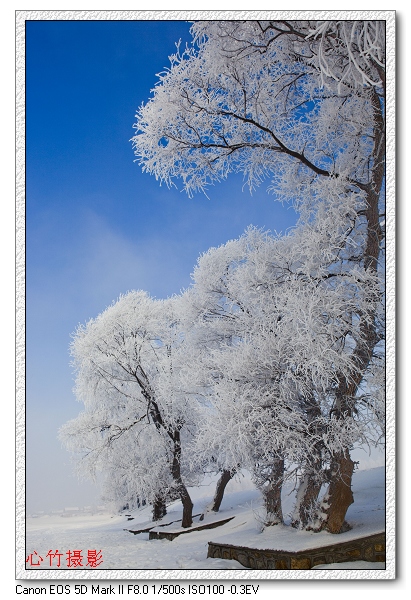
207,532,385,569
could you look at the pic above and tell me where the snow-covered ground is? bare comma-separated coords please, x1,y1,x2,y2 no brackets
25,467,385,574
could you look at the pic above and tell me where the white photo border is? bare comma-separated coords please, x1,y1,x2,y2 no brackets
16,9,395,581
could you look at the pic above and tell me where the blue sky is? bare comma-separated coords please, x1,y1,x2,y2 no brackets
26,19,300,513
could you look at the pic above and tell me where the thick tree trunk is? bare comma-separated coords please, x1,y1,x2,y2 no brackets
170,430,193,528
292,395,324,529
263,459,284,526
179,485,194,529
152,496,167,522
211,469,233,512
316,451,354,533
200,469,234,521
291,469,323,529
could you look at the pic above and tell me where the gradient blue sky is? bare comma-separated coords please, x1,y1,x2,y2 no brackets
26,19,301,513
25,19,383,514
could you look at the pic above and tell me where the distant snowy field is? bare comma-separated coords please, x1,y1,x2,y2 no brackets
25,467,385,572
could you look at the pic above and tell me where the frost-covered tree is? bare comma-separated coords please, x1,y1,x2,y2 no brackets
60,291,201,527
131,19,385,533
180,219,383,530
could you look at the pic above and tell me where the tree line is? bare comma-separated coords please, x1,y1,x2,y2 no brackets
60,19,386,535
